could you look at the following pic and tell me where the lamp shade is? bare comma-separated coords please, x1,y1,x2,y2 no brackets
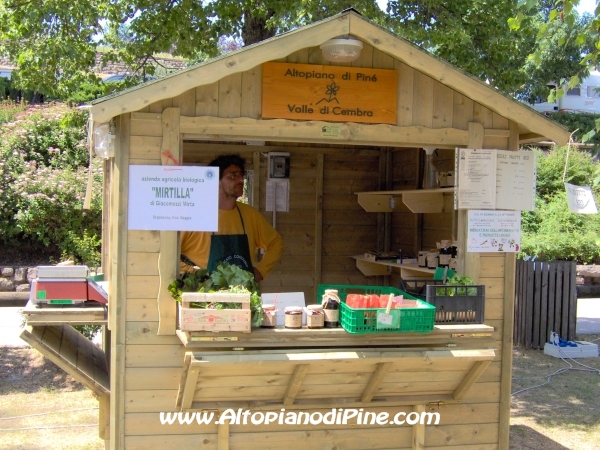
320,37,363,63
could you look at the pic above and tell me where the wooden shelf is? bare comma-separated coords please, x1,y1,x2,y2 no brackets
176,323,494,348
352,255,436,278
22,300,107,326
356,187,454,213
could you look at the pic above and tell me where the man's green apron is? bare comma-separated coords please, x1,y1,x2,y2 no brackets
207,205,253,273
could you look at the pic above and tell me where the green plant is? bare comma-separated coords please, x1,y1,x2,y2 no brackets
73,325,102,341
437,274,478,296
169,262,263,326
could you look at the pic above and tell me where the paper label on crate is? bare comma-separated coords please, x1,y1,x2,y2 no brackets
377,313,393,325
128,165,219,231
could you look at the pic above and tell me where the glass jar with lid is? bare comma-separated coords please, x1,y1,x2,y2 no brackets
305,304,324,329
284,306,303,329
261,304,277,328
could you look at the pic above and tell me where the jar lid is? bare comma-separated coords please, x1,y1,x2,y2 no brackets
324,289,338,294
262,304,276,310
307,304,323,311
285,306,303,312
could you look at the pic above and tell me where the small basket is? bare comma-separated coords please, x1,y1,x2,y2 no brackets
316,284,435,334
424,285,485,324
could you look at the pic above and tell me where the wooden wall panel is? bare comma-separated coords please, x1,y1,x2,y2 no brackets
395,61,414,127
412,71,434,128
241,66,262,118
195,82,219,116
218,72,243,118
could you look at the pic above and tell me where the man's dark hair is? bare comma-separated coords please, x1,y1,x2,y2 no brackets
209,154,246,180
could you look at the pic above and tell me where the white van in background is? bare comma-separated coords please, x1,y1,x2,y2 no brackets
530,70,600,114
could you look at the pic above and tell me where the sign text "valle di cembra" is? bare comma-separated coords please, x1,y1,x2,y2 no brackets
262,62,397,125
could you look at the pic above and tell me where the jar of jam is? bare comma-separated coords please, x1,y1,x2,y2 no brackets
261,304,277,328
322,289,340,328
284,306,303,329
305,304,324,329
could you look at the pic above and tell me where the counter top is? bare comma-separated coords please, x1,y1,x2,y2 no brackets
22,300,107,326
176,323,495,348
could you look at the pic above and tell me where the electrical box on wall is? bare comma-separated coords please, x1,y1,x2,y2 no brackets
267,152,290,180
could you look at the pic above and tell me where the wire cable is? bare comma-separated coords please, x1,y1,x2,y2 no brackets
512,345,600,396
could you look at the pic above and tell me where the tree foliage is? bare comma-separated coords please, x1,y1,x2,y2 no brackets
520,146,600,263
0,0,385,97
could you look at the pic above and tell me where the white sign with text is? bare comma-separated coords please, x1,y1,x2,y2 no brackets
128,165,219,231
467,210,521,253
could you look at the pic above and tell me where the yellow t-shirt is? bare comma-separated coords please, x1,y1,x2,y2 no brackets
180,202,283,278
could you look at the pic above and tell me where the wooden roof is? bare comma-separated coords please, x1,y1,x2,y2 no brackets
90,10,570,146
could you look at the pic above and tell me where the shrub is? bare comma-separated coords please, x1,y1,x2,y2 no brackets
520,146,600,263
0,102,102,265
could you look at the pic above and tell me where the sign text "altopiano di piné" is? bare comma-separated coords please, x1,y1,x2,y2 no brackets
262,62,397,125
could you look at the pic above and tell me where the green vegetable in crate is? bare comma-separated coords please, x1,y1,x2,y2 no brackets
168,262,263,326
436,274,478,296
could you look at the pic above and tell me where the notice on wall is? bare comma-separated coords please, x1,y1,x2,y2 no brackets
262,62,397,125
467,210,521,252
457,149,536,211
266,180,289,212
456,149,497,209
495,150,536,211
128,165,219,231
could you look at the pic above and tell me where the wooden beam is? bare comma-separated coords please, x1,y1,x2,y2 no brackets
98,393,110,440
177,353,200,411
110,113,130,449
157,108,181,335
361,362,392,403
282,364,310,406
412,404,426,450
452,360,491,401
181,116,469,147
218,420,230,450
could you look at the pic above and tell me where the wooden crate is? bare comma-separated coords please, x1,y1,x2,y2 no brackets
179,292,251,333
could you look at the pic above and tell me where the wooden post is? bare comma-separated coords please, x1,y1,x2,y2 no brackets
110,113,130,450
98,393,110,440
157,107,181,335
412,404,425,450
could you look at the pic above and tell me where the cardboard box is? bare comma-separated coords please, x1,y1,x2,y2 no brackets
180,292,251,333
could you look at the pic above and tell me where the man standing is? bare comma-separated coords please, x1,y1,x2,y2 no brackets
180,154,283,281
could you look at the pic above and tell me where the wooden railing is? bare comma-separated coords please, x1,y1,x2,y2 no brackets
514,260,577,349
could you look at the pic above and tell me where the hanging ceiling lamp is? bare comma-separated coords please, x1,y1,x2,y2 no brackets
320,36,364,63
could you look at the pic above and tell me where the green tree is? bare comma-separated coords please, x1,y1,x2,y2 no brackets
386,0,537,94
510,1,600,141
0,0,385,97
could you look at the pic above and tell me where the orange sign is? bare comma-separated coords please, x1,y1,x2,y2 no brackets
262,62,397,125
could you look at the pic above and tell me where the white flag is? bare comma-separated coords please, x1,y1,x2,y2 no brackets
565,182,598,214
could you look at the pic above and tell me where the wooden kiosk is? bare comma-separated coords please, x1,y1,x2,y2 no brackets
25,10,571,450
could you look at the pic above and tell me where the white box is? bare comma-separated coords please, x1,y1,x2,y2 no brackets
544,341,598,359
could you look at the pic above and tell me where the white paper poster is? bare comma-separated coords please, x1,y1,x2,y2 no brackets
457,149,497,209
495,150,536,211
266,180,290,212
565,182,598,214
457,149,536,211
128,165,219,231
468,210,521,253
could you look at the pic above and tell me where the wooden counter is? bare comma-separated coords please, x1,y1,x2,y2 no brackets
176,324,495,349
22,300,108,326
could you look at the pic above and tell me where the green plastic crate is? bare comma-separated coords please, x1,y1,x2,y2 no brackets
316,284,436,334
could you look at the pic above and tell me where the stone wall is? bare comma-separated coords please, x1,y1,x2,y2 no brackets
0,267,36,293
